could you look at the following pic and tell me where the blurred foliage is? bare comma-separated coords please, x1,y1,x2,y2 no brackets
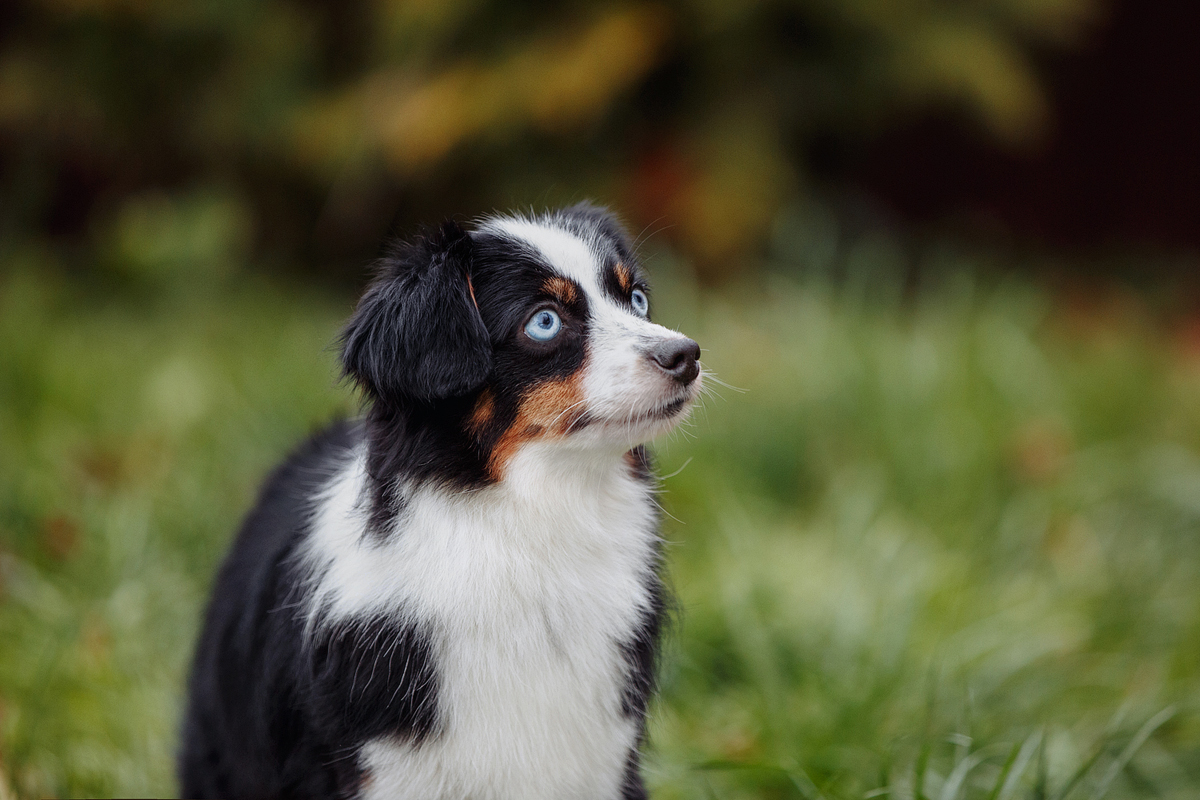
0,0,1101,280
2,211,1199,796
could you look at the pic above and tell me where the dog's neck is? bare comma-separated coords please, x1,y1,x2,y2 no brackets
492,439,650,511
359,398,651,536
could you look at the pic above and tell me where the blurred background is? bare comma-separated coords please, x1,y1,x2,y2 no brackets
3,0,1200,797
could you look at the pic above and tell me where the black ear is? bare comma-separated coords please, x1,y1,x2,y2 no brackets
561,201,635,259
341,221,491,404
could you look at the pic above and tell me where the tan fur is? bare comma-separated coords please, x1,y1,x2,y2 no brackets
466,389,495,435
613,262,633,293
542,276,580,305
487,374,586,479
466,274,480,311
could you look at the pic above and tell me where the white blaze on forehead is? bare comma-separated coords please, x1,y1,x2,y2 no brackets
479,216,606,298
480,214,668,339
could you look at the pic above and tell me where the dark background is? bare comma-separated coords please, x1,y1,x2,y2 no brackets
4,0,1196,286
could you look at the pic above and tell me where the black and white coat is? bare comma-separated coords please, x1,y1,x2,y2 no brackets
179,205,703,800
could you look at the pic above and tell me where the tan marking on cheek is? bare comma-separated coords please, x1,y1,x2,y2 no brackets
486,426,528,481
542,276,579,305
516,376,584,431
614,262,633,293
485,373,587,480
465,389,495,436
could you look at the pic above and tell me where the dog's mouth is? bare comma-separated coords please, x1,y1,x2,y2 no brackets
651,395,690,419
586,392,694,432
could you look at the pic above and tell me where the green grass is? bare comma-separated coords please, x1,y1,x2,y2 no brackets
2,246,1199,798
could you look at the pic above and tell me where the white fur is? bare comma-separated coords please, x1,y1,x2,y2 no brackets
303,443,657,800
300,217,697,799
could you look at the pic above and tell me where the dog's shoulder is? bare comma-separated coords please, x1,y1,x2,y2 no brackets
254,419,363,536
206,418,359,609
213,419,362,600
181,420,367,798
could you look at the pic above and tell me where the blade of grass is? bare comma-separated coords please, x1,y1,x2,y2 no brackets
1088,706,1176,800
940,744,1008,800
865,752,894,800
1052,741,1109,800
1053,704,1139,800
993,730,1042,800
916,670,938,800
986,742,1022,800
1034,728,1048,800
915,739,933,800
783,764,828,800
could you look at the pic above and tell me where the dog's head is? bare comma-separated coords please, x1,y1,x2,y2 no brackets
342,204,702,481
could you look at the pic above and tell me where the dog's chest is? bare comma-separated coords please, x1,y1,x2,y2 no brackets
307,450,658,799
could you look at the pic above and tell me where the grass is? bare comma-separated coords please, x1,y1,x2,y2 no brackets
1,239,1199,798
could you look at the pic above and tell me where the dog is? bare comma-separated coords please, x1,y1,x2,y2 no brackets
178,204,703,799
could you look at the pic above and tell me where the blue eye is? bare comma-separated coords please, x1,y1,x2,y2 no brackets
631,288,649,317
524,308,562,341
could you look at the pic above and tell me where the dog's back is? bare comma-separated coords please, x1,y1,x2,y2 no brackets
180,421,363,798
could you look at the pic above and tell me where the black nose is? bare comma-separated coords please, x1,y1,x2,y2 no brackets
649,338,701,384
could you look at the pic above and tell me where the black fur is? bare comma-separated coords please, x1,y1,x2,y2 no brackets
557,202,638,267
180,421,372,799
621,747,650,800
305,612,439,745
619,531,668,799
620,580,666,720
341,220,491,405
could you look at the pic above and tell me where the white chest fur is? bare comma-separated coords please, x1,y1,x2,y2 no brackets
303,443,660,800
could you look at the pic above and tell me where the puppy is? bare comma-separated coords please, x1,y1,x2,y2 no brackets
179,204,703,799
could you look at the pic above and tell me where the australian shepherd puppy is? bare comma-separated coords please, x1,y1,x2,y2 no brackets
179,204,703,800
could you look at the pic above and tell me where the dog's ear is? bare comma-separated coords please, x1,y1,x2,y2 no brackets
341,220,491,404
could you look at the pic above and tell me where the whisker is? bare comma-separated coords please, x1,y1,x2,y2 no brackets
701,371,746,394
623,395,642,452
549,397,590,430
633,217,673,253
658,457,693,481
649,494,685,525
